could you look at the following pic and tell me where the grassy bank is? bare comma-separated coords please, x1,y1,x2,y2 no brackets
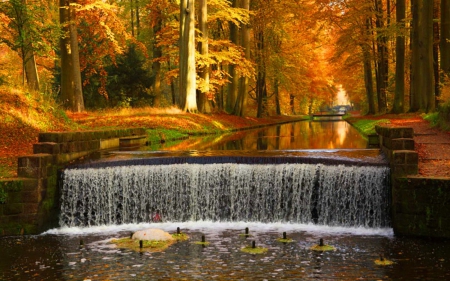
0,86,305,179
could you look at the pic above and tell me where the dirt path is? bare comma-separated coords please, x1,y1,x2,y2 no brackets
390,117,450,177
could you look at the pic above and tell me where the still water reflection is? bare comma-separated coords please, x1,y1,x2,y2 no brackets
151,121,367,151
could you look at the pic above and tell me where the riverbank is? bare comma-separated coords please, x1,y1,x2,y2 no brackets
346,113,450,178
0,98,306,179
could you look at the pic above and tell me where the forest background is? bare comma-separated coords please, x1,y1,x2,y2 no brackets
1,1,450,177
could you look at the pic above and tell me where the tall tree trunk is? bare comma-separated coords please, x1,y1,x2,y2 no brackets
183,0,197,112
374,0,388,113
441,1,450,77
152,10,162,107
411,0,434,112
392,0,405,113
255,29,267,118
69,2,84,112
274,78,281,115
21,0,39,92
290,94,295,114
227,0,239,113
410,0,420,111
136,0,140,36
59,0,84,112
363,17,376,115
130,0,135,37
179,0,187,109
433,0,440,105
23,51,39,91
234,0,250,116
60,0,73,108
198,0,211,113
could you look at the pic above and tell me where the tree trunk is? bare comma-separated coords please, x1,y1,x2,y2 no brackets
392,0,405,113
23,51,39,91
152,10,162,107
274,78,281,115
227,0,239,113
411,0,434,112
183,0,197,112
374,0,388,113
69,2,84,112
441,0,450,76
290,94,295,114
59,0,84,112
179,0,187,109
255,29,267,118
433,0,440,105
59,0,73,108
136,0,140,36
363,17,376,115
363,43,376,115
198,0,211,113
130,0,135,37
20,0,40,92
410,0,420,111
234,0,250,117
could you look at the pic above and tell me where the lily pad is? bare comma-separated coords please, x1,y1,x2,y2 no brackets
172,233,189,241
310,244,336,252
241,246,268,254
276,238,294,243
375,258,394,266
193,241,210,246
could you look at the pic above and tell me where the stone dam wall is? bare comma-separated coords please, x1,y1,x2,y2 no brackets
1,125,450,238
376,125,450,239
0,128,146,235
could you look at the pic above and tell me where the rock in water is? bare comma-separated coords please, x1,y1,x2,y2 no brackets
132,228,174,241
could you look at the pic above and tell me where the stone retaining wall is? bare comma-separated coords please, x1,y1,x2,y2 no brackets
0,128,146,236
376,125,450,239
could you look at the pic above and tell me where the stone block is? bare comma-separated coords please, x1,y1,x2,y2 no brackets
367,134,379,146
119,135,147,148
33,142,60,154
390,164,418,177
383,138,415,150
391,150,418,165
17,154,52,178
3,203,23,215
22,203,39,214
100,138,120,150
375,126,414,138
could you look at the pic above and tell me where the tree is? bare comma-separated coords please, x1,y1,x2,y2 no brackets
234,0,250,116
197,0,212,113
0,0,42,91
442,0,450,77
373,0,388,113
392,0,405,113
59,0,84,112
179,0,197,112
410,0,434,112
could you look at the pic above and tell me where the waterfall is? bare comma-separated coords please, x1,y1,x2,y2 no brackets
60,163,390,228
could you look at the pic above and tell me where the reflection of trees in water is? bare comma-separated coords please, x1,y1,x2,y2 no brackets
159,121,366,151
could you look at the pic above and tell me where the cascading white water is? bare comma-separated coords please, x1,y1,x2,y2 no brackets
60,163,390,228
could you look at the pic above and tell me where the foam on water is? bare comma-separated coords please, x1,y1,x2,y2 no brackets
43,221,393,237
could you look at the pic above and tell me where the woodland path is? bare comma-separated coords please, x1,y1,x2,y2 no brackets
389,116,450,177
